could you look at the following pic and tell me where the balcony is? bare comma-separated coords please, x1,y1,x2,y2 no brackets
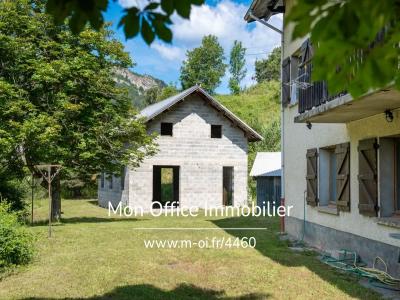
294,84,400,123
292,29,400,123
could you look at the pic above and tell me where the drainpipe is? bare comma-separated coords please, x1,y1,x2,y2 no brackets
249,10,285,234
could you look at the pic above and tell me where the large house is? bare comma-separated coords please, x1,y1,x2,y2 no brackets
98,86,262,210
245,0,400,276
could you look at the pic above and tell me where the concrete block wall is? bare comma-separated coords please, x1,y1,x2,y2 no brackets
98,171,129,208
100,93,249,211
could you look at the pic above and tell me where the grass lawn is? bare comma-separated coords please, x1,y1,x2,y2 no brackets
0,199,381,300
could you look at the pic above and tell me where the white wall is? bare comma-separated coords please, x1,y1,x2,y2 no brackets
284,102,400,247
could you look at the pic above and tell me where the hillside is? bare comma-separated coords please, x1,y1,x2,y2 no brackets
215,81,280,129
114,67,166,108
216,81,281,199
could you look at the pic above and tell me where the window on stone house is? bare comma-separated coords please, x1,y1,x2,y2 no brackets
161,122,173,136
100,172,105,189
109,175,113,190
211,125,222,138
121,167,126,190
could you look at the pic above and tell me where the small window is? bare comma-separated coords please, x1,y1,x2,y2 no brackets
161,123,173,136
121,167,126,190
100,172,105,189
211,125,222,138
109,175,113,190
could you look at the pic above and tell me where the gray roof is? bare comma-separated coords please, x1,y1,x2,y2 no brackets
244,0,284,22
139,85,263,142
250,152,281,177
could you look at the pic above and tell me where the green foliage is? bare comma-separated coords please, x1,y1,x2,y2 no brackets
61,178,97,199
0,202,35,271
286,0,400,97
180,35,227,94
144,86,162,106
143,84,179,107
0,0,156,188
254,47,281,83
157,84,179,101
46,0,205,44
229,41,247,95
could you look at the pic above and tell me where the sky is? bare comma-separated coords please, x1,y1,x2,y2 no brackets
104,0,282,94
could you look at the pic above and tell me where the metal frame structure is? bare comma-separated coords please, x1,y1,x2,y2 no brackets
34,164,62,237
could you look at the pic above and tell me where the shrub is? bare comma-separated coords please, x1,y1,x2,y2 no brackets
0,203,35,270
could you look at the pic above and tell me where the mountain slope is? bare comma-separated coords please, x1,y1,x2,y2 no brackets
114,68,166,108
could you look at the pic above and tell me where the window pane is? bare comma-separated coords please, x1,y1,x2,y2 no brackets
161,123,173,136
211,125,222,138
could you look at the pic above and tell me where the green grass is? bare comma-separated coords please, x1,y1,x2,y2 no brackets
215,81,280,127
0,199,380,299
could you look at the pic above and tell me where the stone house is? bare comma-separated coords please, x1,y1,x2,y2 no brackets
98,85,262,210
245,0,400,276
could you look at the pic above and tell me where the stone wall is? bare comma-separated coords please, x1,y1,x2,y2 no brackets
99,93,249,210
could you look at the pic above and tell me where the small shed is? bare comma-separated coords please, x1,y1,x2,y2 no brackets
250,152,281,208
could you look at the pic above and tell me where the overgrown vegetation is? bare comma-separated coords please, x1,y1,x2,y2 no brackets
254,47,281,83
0,203,34,273
216,81,281,200
0,0,156,220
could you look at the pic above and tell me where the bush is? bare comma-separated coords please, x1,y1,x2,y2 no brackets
0,175,27,211
0,203,35,271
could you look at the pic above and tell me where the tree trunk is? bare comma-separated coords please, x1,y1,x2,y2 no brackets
51,172,61,222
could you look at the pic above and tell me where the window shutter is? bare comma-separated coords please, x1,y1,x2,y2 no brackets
306,148,318,206
282,57,291,106
358,138,378,216
300,39,314,65
335,143,350,211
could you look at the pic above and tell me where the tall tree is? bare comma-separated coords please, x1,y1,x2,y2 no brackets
286,0,400,97
229,40,247,95
254,47,281,83
180,35,226,94
45,0,205,44
0,0,156,220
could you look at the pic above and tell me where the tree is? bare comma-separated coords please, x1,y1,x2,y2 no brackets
228,41,247,95
254,47,281,83
144,86,162,106
157,84,179,101
286,0,400,97
180,35,226,94
45,0,205,44
0,0,156,220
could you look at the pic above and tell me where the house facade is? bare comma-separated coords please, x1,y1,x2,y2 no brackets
246,0,400,276
98,86,262,211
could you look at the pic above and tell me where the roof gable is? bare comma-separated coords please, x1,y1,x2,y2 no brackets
139,86,263,142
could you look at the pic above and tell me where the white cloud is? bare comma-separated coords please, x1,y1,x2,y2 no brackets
118,0,282,93
118,0,149,9
151,43,185,61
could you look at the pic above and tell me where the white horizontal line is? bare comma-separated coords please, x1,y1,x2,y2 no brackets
132,228,267,230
